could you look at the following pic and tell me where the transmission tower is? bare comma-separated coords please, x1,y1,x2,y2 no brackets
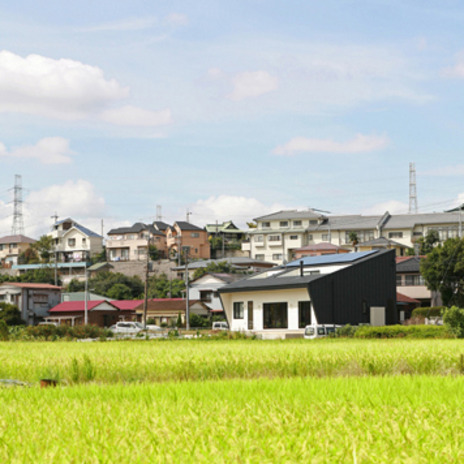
408,162,418,214
156,205,162,221
11,174,24,235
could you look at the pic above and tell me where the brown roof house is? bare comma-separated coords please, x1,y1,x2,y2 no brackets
0,234,36,267
0,282,61,325
134,298,210,326
166,222,210,261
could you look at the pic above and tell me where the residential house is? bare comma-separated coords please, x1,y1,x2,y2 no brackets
0,234,36,267
106,222,167,261
219,249,397,339
0,282,61,325
189,273,247,314
49,218,103,263
205,221,246,258
48,299,137,327
395,256,441,308
166,222,210,260
133,298,210,326
246,209,462,264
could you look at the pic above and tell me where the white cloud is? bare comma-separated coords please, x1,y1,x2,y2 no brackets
189,195,290,228
362,200,408,216
165,13,189,26
100,106,173,127
228,71,278,101
83,17,158,32
0,50,128,119
0,137,74,164
442,52,464,78
273,134,388,156
0,50,172,128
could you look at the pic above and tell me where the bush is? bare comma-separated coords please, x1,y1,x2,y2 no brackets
353,325,449,339
0,302,25,326
411,306,445,319
0,319,9,340
189,314,209,328
443,306,464,338
335,324,358,337
16,325,112,341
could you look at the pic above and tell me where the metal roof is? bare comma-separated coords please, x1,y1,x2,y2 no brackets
286,250,378,267
254,209,322,221
107,223,164,236
382,212,461,229
357,237,408,248
396,256,421,273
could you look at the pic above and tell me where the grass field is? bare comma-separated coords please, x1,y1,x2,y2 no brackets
2,339,464,462
1,338,464,383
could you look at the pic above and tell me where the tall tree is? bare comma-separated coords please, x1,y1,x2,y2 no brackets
420,237,464,306
31,235,54,263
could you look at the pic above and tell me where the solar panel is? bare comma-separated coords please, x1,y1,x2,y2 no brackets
285,250,378,267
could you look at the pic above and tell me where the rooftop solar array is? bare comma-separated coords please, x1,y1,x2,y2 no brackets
286,250,378,267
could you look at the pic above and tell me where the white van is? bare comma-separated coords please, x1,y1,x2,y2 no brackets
212,321,229,330
304,325,341,339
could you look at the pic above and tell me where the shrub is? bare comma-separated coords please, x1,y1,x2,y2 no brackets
443,306,464,338
0,319,9,341
335,324,358,338
17,324,111,341
411,306,445,319
354,325,449,339
0,302,25,326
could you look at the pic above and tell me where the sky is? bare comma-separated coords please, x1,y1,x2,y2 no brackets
2,0,464,238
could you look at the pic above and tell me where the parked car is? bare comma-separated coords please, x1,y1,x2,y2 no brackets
212,321,229,330
304,325,342,339
112,321,145,334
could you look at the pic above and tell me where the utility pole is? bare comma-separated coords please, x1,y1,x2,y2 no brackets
143,236,151,329
51,213,59,286
184,246,190,330
156,205,162,221
84,263,88,325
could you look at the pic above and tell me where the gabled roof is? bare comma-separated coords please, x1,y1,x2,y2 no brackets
153,221,171,231
205,221,243,234
254,209,322,221
50,299,137,312
358,237,409,248
383,212,461,229
107,223,163,236
190,272,247,285
0,235,36,245
175,221,204,231
396,256,421,273
397,292,420,304
54,218,101,238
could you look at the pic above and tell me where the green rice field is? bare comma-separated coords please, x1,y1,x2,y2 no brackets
2,339,464,462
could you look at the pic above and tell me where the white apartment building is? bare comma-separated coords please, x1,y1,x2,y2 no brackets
246,209,463,265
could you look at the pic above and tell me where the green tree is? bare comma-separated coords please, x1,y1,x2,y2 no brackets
192,261,234,280
415,230,440,255
31,235,54,263
443,306,464,338
18,246,39,264
0,302,25,326
107,283,133,300
67,278,85,292
147,273,185,298
420,238,464,306
348,232,358,247
91,247,107,264
148,245,159,261
88,272,144,299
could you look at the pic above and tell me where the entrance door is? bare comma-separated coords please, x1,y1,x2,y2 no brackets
247,301,253,330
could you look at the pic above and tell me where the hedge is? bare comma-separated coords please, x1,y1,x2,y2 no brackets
353,324,450,339
9,325,113,341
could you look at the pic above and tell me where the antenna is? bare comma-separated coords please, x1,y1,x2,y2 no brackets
51,211,59,224
409,162,418,214
186,209,193,223
11,174,24,235
156,205,162,221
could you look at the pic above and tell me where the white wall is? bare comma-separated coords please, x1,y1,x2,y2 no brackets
221,288,310,332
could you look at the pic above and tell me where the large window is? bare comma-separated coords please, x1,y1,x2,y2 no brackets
272,253,283,261
254,235,264,242
388,232,403,239
405,275,424,286
298,301,311,328
293,220,302,227
254,254,265,260
269,235,281,242
263,303,288,329
262,222,271,228
233,302,244,319
279,221,289,228
67,238,76,247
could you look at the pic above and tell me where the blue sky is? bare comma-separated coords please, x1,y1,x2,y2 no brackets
1,0,464,237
